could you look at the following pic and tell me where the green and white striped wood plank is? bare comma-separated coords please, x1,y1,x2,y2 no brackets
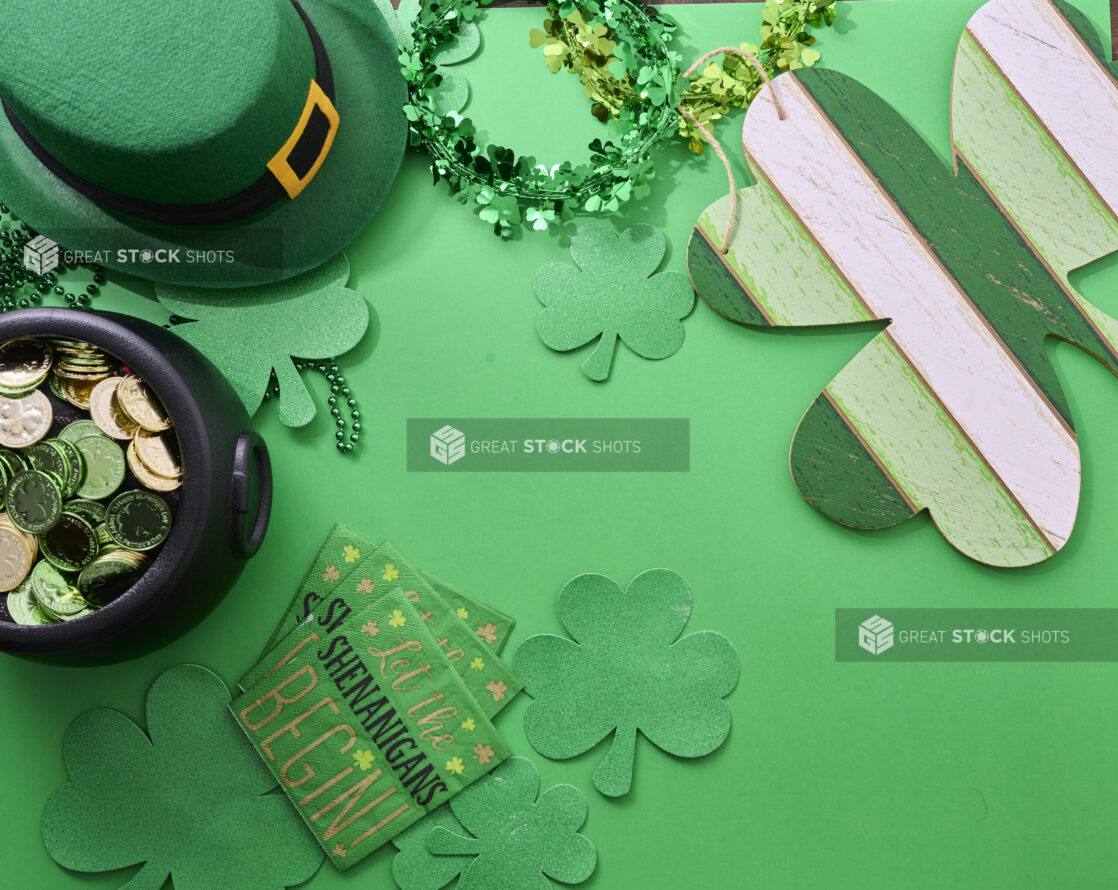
952,28,1118,281
687,0,1118,567
952,0,1118,361
962,0,1118,218
690,178,872,328
823,332,1055,564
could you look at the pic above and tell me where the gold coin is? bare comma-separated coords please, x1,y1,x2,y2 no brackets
54,350,108,362
0,339,52,388
132,430,181,479
62,378,98,410
126,440,181,493
0,513,32,541
89,378,138,440
0,522,33,592
0,516,36,564
117,375,171,432
56,362,112,373
51,340,108,359
0,390,52,448
52,368,113,382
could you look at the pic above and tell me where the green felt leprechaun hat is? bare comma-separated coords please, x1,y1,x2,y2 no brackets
0,0,406,287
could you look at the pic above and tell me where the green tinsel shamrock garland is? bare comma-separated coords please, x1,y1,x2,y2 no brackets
404,0,838,236
402,0,681,238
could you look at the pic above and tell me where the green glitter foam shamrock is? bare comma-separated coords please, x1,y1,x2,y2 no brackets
428,21,481,115
40,664,323,890
534,223,695,381
514,569,740,797
156,253,368,427
373,0,422,50
392,757,597,890
374,0,478,114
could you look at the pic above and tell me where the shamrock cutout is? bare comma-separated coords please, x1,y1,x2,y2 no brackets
687,0,1118,568
156,253,368,427
429,22,481,115
372,0,422,51
376,0,479,114
514,570,739,797
392,757,597,890
535,223,695,381
41,664,323,890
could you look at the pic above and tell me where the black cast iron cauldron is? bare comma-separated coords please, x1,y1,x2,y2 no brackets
0,308,272,662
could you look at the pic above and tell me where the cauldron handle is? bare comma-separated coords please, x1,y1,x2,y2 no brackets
230,432,272,558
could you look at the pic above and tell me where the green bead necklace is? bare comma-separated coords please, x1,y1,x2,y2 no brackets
0,204,104,311
261,360,361,454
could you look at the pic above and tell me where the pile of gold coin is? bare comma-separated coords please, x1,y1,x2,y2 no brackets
91,374,181,491
0,337,181,627
51,339,118,387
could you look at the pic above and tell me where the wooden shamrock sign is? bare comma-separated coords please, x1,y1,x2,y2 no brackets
156,253,368,428
688,0,1118,568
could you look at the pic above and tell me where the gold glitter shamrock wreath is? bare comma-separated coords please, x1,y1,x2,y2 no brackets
532,0,838,153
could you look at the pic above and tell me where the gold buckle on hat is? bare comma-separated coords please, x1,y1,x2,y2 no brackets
267,80,340,199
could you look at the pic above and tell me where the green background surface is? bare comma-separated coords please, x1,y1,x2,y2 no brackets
4,1,1118,887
